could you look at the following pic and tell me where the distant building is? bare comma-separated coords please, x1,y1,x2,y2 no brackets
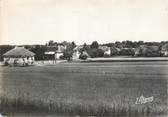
56,45,66,59
161,43,168,56
73,45,89,60
44,46,58,60
98,46,111,56
110,46,121,56
72,45,83,59
3,46,35,66
44,45,66,60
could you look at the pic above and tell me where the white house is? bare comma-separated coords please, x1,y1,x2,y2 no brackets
55,45,66,59
72,45,83,60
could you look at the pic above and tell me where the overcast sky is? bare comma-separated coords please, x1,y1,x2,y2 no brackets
0,0,168,45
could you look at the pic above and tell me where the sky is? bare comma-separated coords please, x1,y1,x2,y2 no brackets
0,0,168,45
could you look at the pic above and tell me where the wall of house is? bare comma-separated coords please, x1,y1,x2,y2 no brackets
104,49,111,55
72,51,80,59
164,51,168,56
4,56,34,66
55,53,63,59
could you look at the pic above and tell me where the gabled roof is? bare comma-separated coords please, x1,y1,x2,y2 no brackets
3,46,35,57
73,45,83,51
111,46,121,51
45,45,66,53
57,45,66,53
139,45,159,51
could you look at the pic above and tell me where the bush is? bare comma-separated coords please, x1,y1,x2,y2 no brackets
120,48,135,56
79,54,88,60
97,49,104,57
104,53,110,57
63,51,73,61
59,55,64,60
4,61,9,66
87,48,104,58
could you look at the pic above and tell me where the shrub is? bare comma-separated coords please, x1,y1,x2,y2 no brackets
87,48,104,58
63,51,73,61
79,54,88,60
59,55,64,60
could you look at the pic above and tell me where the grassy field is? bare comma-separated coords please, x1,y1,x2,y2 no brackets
0,61,167,116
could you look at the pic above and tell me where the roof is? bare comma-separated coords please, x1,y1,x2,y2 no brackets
57,45,66,53
45,46,58,52
3,46,35,57
44,51,55,55
45,45,66,53
139,45,159,51
111,46,121,51
73,45,83,51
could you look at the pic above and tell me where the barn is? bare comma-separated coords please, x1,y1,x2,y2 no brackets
3,46,35,66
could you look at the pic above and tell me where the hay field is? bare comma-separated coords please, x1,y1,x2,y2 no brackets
0,61,167,116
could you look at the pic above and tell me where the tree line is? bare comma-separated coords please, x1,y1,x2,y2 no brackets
0,40,168,61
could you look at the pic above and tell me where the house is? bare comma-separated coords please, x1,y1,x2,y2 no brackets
161,43,168,56
134,45,160,57
55,45,66,59
72,45,83,60
73,45,89,60
44,46,58,60
110,46,121,56
44,45,66,60
98,46,111,56
3,46,35,66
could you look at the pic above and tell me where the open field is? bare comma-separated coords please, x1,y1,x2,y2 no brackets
87,57,168,62
0,61,167,116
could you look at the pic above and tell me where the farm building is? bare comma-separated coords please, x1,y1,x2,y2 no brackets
161,43,168,56
3,46,35,66
44,45,66,60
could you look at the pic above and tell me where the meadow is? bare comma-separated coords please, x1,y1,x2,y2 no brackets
0,61,167,116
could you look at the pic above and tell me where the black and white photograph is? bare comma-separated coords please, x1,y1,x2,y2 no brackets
0,0,167,116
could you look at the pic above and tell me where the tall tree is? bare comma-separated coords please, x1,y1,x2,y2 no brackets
90,41,99,49
48,40,54,46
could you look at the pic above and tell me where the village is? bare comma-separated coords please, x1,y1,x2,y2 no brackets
0,40,168,67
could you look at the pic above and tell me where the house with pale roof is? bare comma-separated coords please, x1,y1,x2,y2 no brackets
3,46,35,66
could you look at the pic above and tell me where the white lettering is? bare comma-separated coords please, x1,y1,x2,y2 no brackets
135,95,154,104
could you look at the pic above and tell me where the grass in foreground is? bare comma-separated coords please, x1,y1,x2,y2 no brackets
0,62,167,116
